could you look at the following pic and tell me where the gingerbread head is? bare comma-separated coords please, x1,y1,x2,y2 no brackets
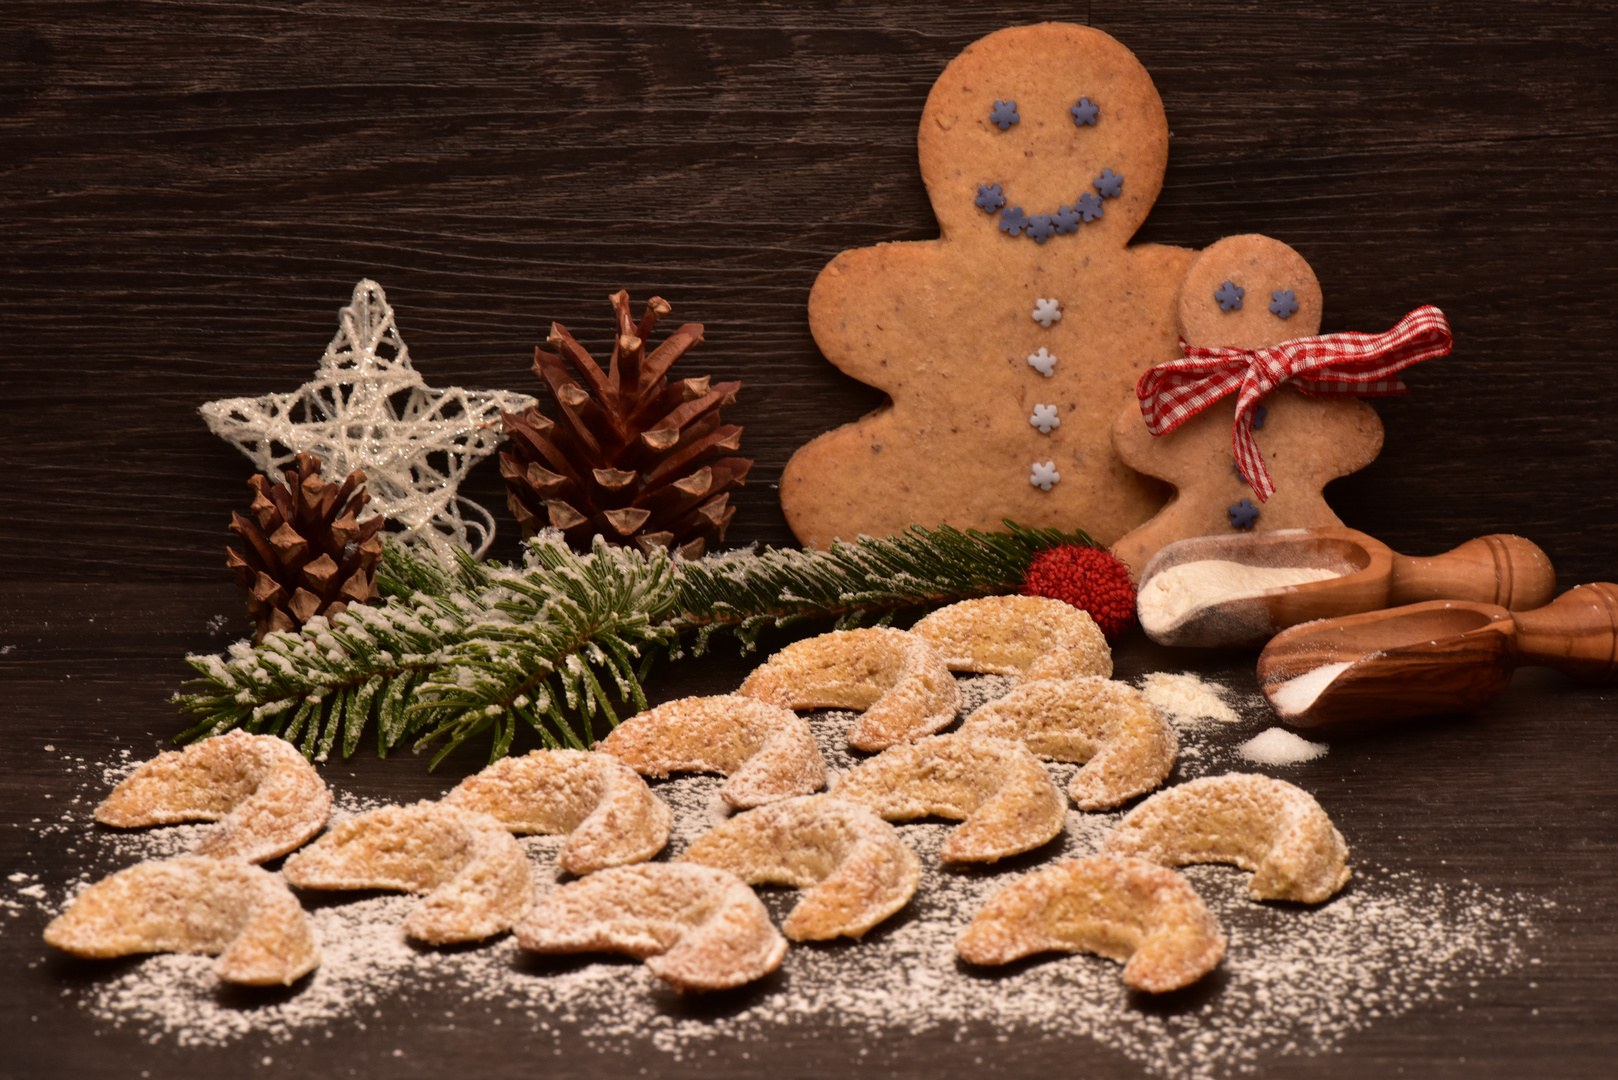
1110,234,1384,576
919,23,1171,251
780,23,1195,549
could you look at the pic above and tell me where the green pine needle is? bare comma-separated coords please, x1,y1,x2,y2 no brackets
174,521,1092,769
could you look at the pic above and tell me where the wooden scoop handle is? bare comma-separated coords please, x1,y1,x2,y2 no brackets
1510,582,1618,680
1387,534,1555,610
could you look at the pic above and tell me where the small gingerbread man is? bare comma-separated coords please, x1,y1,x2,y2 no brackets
780,23,1194,549
1109,234,1384,576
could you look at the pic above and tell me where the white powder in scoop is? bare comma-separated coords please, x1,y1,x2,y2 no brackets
1239,727,1328,765
19,673,1538,1080
1139,560,1341,634
1270,660,1354,716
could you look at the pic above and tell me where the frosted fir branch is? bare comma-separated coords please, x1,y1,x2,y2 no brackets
665,521,1095,653
174,592,472,761
174,521,1092,769
407,535,680,768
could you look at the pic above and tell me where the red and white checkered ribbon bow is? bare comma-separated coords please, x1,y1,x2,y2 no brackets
1135,305,1452,502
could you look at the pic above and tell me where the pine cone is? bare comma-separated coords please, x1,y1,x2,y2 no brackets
500,291,751,558
227,452,386,642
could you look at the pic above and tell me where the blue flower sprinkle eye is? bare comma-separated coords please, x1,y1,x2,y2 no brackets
1269,289,1300,319
1252,405,1268,430
1228,499,1260,529
1215,281,1245,312
1071,96,1099,126
1052,205,1082,234
974,184,1006,212
1075,193,1104,222
1094,169,1122,199
990,100,1020,130
1026,214,1056,244
998,206,1029,236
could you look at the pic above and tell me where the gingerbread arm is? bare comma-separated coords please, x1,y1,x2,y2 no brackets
808,241,955,395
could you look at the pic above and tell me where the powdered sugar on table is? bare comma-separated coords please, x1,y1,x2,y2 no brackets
12,674,1540,1080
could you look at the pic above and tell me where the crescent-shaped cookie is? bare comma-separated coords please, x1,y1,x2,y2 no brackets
831,734,1065,864
94,730,331,864
737,628,961,752
678,795,919,940
597,695,826,809
1101,773,1351,903
959,677,1177,810
955,855,1226,994
910,596,1112,681
282,802,533,944
442,749,671,874
515,863,787,992
43,855,319,986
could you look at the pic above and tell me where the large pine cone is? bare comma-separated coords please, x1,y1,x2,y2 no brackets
500,291,751,558
227,452,385,642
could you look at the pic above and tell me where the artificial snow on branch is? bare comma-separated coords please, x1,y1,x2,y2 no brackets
176,522,1095,768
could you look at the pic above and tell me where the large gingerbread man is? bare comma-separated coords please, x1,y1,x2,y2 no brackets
780,23,1192,549
1110,234,1383,576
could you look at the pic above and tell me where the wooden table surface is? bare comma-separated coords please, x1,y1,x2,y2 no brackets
2,3,1615,1077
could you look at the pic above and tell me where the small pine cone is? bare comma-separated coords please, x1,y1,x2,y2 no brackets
499,290,752,558
227,452,386,642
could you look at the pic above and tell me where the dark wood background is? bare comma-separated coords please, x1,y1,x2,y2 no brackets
2,2,1615,1077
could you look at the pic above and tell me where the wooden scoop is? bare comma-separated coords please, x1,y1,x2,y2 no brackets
1256,583,1618,729
1135,526,1554,647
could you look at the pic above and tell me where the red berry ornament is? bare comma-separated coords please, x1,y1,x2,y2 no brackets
1020,544,1137,640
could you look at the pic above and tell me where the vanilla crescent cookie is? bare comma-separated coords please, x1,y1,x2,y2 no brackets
44,855,319,986
282,802,533,944
737,627,961,752
597,695,825,809
679,795,920,940
1102,772,1351,903
959,677,1177,810
516,863,787,992
832,733,1065,864
94,729,331,864
442,749,670,874
955,855,1226,993
910,595,1112,681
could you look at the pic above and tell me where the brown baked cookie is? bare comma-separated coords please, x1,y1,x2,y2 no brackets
1111,234,1383,576
954,855,1225,994
781,23,1191,550
515,864,787,993
1101,772,1352,904
44,856,320,987
94,730,331,865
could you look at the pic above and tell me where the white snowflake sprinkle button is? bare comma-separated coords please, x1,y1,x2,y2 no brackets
1031,298,1062,327
1026,347,1057,377
1029,404,1060,433
1029,461,1060,490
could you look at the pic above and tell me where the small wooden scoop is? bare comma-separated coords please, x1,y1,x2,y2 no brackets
1135,526,1554,647
1257,582,1618,729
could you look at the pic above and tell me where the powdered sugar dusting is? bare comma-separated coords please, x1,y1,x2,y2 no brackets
14,672,1539,1079
1140,672,1240,726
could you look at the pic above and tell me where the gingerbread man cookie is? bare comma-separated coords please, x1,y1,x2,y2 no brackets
1110,235,1383,576
780,23,1192,549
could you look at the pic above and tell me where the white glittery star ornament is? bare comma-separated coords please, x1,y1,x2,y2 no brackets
200,280,536,561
